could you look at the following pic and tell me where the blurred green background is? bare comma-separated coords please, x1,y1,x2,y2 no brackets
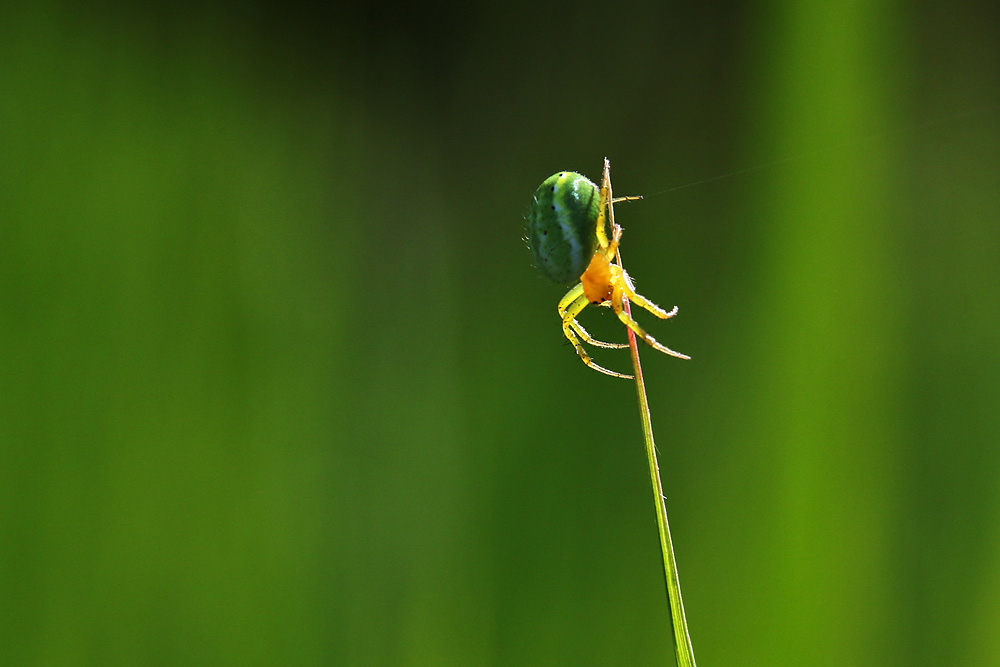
2,0,999,664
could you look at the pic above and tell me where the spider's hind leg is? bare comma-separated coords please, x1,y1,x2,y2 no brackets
570,319,629,350
558,284,633,379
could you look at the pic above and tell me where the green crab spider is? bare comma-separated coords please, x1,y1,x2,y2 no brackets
527,159,689,379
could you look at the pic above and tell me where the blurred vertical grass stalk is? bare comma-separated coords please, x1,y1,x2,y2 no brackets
0,5,352,663
751,0,904,663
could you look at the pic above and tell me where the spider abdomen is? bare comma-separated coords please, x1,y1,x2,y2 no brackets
527,171,602,285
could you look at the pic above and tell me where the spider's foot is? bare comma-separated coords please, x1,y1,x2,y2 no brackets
635,330,690,360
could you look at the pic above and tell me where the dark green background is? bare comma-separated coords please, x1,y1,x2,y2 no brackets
3,1,999,664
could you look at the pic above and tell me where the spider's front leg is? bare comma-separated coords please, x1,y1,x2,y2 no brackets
600,160,638,261
595,181,611,252
604,223,623,262
620,269,679,320
609,268,690,360
570,318,629,350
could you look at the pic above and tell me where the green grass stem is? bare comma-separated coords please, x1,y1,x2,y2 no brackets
618,258,697,667
607,157,696,666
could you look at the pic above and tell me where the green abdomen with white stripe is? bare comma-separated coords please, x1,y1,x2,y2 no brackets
528,171,602,285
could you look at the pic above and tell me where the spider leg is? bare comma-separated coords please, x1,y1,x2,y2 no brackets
557,282,585,316
570,319,629,349
558,285,633,379
601,158,688,362
596,159,635,254
611,194,642,204
620,269,679,320
602,224,622,261
601,159,626,261
610,275,690,360
595,167,611,251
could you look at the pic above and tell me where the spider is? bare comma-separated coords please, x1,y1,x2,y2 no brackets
527,159,689,379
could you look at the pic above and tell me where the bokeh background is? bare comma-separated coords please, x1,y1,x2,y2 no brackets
3,0,999,664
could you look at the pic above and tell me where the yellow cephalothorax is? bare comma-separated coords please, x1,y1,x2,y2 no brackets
527,159,689,378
